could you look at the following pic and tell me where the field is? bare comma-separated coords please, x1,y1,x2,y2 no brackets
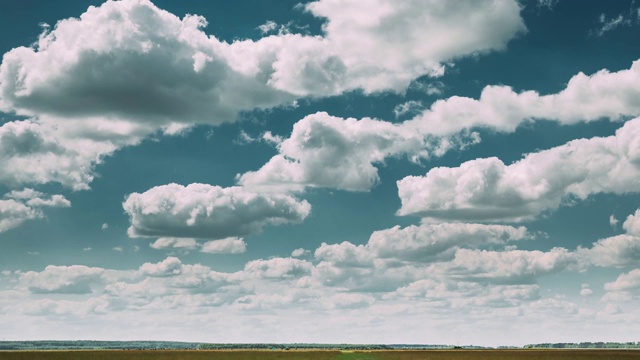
1,349,640,360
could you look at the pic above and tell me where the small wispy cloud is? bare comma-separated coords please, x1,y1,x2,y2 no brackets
591,3,640,37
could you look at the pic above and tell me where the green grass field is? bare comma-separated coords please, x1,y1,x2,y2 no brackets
1,349,640,360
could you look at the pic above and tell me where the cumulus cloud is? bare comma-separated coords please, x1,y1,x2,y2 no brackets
299,0,525,94
367,223,531,262
0,0,525,198
20,265,104,294
0,120,130,190
312,223,535,292
0,188,70,233
148,236,247,254
397,117,640,222
238,112,478,192
443,248,579,284
391,279,540,309
291,248,310,257
577,210,640,268
605,269,640,292
0,200,41,233
150,237,198,250
139,256,183,277
609,215,620,229
0,0,293,126
243,258,313,279
405,60,640,136
579,235,640,268
200,237,247,254
0,0,524,123
623,209,640,236
123,183,310,239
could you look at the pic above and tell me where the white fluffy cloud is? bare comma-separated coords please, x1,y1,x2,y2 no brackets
0,188,71,233
0,0,523,124
0,200,40,233
139,257,183,277
0,0,292,126
406,60,640,136
398,117,640,222
0,120,133,190
443,248,579,284
623,209,640,236
239,112,428,192
238,111,479,192
149,237,198,250
579,235,640,268
243,257,313,280
123,183,311,239
200,237,247,254
605,269,640,292
283,0,525,95
148,236,247,254
367,223,530,262
20,265,104,294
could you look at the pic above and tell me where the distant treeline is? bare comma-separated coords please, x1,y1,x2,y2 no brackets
0,341,199,350
197,343,393,350
525,342,640,349
1,341,639,351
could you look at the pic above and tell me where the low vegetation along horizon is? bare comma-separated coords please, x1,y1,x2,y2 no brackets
1,350,640,360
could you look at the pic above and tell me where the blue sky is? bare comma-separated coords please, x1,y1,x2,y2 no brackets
1,0,640,346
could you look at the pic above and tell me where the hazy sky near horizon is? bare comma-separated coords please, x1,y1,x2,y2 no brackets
1,0,640,346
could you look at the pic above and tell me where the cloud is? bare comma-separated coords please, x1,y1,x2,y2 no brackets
367,223,531,262
243,258,313,280
200,237,247,254
397,117,640,222
291,248,310,257
593,14,630,37
20,265,104,294
298,0,525,94
241,59,640,195
577,210,640,268
123,183,311,239
238,112,478,192
391,279,540,309
139,256,183,277
257,20,278,34
405,60,640,136
604,269,640,292
5,188,70,208
0,0,524,210
311,223,535,292
150,237,198,250
0,200,41,233
0,0,293,126
0,189,70,233
0,120,127,190
443,248,579,284
148,236,247,254
623,209,640,236
609,215,619,229
393,100,424,118
579,235,640,268
536,0,558,10
0,0,524,123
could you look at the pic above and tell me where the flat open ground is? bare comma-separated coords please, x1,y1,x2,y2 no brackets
1,349,640,360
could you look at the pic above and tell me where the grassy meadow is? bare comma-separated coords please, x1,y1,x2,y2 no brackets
1,349,640,360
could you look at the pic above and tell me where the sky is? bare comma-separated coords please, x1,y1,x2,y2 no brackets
1,0,640,347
